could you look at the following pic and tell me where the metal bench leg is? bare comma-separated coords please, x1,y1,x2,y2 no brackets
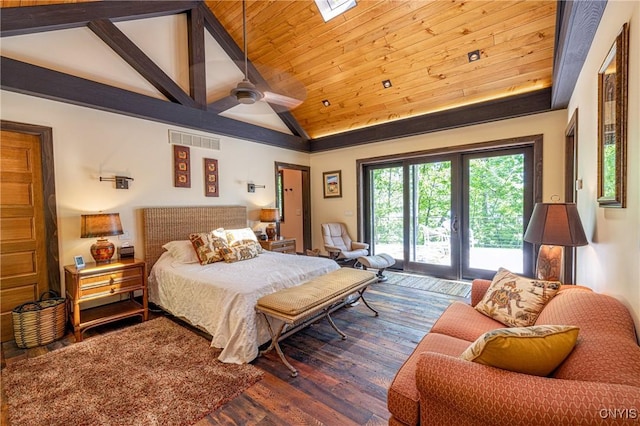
260,314,298,377
358,288,379,316
325,310,347,340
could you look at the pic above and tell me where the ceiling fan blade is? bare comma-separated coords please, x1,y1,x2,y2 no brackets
263,91,303,109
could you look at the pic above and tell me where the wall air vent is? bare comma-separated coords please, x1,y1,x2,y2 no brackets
168,130,220,150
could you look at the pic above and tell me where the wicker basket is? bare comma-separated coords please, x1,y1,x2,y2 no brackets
12,291,67,349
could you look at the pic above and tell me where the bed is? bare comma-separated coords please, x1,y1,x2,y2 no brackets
142,206,339,364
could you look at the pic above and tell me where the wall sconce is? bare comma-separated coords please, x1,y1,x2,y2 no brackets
247,183,266,193
100,175,134,189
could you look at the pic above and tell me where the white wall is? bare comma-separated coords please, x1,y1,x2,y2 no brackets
1,91,308,289
310,109,567,251
568,0,640,332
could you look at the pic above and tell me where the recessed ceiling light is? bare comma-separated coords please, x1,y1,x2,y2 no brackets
322,99,331,107
382,79,392,88
467,50,481,62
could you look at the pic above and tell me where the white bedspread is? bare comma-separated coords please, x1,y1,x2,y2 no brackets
148,251,339,364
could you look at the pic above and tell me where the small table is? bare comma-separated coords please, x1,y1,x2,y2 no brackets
259,237,296,254
64,258,148,341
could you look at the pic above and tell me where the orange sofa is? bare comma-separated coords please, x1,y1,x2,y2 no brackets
388,279,640,425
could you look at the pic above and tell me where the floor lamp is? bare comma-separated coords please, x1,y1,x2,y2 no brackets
523,203,588,282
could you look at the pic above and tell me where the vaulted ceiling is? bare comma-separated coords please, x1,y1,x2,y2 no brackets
0,1,605,152
206,0,556,140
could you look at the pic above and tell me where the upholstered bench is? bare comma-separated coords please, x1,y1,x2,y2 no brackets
356,253,396,281
256,268,378,376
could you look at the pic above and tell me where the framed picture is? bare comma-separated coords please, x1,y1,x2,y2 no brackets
74,255,85,269
323,170,342,198
204,158,219,197
173,145,191,188
597,23,628,208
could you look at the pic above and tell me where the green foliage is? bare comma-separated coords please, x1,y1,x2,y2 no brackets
371,154,525,249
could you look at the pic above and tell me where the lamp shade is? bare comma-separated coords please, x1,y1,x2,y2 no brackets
80,213,124,238
523,203,588,247
260,208,280,223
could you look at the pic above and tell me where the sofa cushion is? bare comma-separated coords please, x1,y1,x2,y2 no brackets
475,268,561,327
460,325,579,376
388,332,470,426
430,301,504,342
535,288,640,387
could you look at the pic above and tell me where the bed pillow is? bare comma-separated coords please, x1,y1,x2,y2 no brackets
475,268,561,327
188,232,228,265
220,242,261,263
162,240,199,264
211,227,226,239
225,227,263,251
460,325,580,376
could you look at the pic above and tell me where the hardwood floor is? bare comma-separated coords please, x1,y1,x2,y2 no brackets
1,280,468,426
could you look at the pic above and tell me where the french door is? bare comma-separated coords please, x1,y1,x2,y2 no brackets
364,146,535,281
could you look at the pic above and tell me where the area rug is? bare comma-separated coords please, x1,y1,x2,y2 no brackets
2,317,263,426
386,271,472,298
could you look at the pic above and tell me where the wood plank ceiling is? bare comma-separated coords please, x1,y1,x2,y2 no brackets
1,0,557,144
205,0,557,139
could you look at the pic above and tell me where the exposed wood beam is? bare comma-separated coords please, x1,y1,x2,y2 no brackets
551,0,607,108
87,18,197,108
1,57,308,152
199,3,309,140
309,89,553,152
187,6,207,108
0,1,198,37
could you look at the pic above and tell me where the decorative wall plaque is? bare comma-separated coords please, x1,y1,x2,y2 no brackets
173,145,190,188
204,158,219,197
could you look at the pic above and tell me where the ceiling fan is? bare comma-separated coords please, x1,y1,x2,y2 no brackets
230,0,303,109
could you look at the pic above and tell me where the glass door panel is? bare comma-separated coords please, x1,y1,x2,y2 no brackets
369,165,404,265
463,150,529,279
406,157,458,278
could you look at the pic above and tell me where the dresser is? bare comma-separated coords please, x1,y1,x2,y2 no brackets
64,258,148,341
259,237,296,254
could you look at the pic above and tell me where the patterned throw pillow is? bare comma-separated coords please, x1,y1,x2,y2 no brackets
460,325,580,376
188,232,228,265
220,242,261,263
225,228,263,252
475,268,561,327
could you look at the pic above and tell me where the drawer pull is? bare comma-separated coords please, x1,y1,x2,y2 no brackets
110,287,115,294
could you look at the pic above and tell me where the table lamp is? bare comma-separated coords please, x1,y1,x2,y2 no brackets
260,208,280,241
523,203,588,282
81,213,124,263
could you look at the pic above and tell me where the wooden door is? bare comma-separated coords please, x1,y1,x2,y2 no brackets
1,130,50,342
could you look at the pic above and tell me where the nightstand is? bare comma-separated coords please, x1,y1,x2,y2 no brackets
64,258,148,342
259,237,296,254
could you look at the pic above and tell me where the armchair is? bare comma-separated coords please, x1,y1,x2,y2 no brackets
321,223,369,261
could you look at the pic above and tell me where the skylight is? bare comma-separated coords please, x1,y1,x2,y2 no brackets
315,0,357,22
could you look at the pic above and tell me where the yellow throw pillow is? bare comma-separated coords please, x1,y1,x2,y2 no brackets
475,268,561,327
460,325,579,376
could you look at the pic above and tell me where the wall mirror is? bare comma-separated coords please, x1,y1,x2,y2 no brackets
597,23,628,208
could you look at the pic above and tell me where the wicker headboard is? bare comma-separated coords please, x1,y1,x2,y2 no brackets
142,206,247,269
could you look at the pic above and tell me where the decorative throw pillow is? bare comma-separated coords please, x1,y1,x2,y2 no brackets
162,240,199,264
188,232,228,265
225,228,263,251
460,325,580,376
220,242,261,263
475,268,561,327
